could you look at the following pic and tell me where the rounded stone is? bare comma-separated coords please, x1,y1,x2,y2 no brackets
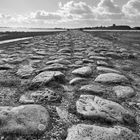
89,56,107,60
16,65,34,78
20,88,61,103
113,86,135,99
94,73,129,84
76,95,133,123
41,63,67,71
31,71,65,87
96,61,109,67
69,77,86,85
66,124,139,140
79,84,105,95
72,66,92,77
97,66,120,74
0,105,50,135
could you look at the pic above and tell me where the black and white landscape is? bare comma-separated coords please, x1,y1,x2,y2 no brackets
0,0,140,140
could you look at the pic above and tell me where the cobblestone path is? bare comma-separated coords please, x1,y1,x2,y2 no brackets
0,30,140,139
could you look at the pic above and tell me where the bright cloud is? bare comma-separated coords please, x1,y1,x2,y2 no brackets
59,1,93,16
60,1,95,20
0,14,12,20
31,10,62,20
122,0,140,17
97,0,121,13
0,0,140,27
94,0,123,20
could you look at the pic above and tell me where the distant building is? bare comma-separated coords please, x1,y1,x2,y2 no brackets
77,24,140,30
113,24,116,27
108,24,131,30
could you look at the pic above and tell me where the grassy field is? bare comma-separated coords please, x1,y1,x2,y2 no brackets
85,30,140,77
85,31,140,51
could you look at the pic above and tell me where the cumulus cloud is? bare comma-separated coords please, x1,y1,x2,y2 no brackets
97,0,121,13
28,1,95,22
58,1,95,20
94,0,123,19
0,0,140,27
59,1,93,15
29,1,96,22
0,14,12,20
0,1,124,25
122,0,140,17
31,10,62,20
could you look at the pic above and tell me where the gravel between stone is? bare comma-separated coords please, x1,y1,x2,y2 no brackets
0,30,139,139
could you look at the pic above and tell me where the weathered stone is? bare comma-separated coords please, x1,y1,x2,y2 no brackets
69,64,82,68
20,88,61,103
0,64,14,70
31,88,61,102
79,84,105,95
41,63,67,71
46,59,71,65
94,48,108,53
97,66,120,73
35,50,47,55
121,52,132,58
82,59,94,63
95,73,129,84
72,66,92,77
32,71,54,85
69,77,86,85
16,65,34,78
96,61,109,67
74,60,83,65
6,57,25,64
76,95,133,123
31,71,65,87
74,48,85,52
19,94,34,104
87,52,98,57
58,48,71,53
30,55,44,60
113,86,135,99
74,55,83,59
119,48,127,52
121,65,133,71
66,124,139,140
89,56,107,60
0,105,50,135
105,52,121,59
130,52,138,59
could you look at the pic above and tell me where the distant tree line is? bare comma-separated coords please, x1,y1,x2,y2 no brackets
76,24,140,30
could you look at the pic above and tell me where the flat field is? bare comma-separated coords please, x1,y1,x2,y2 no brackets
86,30,140,51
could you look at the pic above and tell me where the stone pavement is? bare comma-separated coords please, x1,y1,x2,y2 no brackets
0,30,140,139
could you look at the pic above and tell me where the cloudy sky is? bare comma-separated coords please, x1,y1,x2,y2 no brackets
0,0,139,28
